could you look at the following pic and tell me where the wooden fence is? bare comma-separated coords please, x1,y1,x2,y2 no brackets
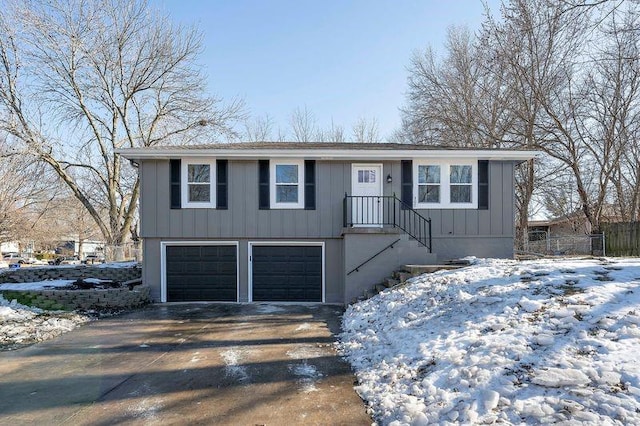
602,222,640,256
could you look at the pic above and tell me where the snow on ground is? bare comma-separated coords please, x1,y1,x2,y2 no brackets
339,257,640,425
0,293,90,350
0,279,75,291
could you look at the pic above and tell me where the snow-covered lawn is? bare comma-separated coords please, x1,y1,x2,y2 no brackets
339,257,640,425
0,294,90,350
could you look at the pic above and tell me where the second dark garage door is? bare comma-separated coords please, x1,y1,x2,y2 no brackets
166,245,237,302
252,245,323,302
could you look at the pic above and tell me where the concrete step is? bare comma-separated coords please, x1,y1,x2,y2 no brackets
374,284,387,293
384,277,400,288
403,264,464,275
394,271,413,282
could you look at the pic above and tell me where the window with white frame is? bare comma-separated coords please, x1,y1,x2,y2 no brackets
417,165,440,203
450,165,472,203
414,160,476,209
181,158,216,208
270,159,304,209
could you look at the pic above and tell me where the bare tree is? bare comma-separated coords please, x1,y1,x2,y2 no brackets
0,139,59,248
243,114,274,142
480,0,594,246
584,7,640,222
402,26,501,147
0,0,243,248
289,106,318,142
351,117,380,143
316,119,347,142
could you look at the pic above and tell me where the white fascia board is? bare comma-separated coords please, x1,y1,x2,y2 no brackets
117,148,540,161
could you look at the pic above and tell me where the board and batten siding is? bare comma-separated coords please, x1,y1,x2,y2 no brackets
139,159,515,240
142,160,350,239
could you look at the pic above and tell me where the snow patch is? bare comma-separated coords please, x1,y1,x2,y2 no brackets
339,257,640,424
221,348,250,382
0,280,75,290
289,362,323,393
532,368,591,387
254,304,286,314
0,294,89,349
295,322,312,331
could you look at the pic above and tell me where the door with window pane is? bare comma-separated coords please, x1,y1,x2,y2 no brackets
351,164,383,227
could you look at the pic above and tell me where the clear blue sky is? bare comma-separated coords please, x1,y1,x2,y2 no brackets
161,1,500,140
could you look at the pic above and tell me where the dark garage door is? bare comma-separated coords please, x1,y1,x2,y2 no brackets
252,245,322,302
166,245,237,302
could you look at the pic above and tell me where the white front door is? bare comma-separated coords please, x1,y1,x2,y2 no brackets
351,164,383,227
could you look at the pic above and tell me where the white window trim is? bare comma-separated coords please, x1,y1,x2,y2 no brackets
160,241,239,303
270,159,305,209
248,241,325,303
181,158,216,209
414,159,477,209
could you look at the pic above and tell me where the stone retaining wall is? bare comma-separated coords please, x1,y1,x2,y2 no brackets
1,285,150,311
0,264,141,283
0,264,146,310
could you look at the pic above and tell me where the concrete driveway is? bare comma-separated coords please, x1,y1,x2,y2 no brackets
0,304,371,425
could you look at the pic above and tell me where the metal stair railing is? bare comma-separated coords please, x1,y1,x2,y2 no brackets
346,238,401,276
343,194,432,252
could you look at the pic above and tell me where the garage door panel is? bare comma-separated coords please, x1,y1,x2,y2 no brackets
166,244,237,302
201,262,236,274
252,245,322,302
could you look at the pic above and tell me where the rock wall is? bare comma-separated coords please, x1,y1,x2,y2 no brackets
0,264,146,310
1,286,150,311
0,264,141,283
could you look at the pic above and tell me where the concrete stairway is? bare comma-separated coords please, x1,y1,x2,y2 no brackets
350,260,470,304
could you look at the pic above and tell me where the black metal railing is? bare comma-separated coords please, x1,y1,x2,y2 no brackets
343,194,432,252
347,238,401,276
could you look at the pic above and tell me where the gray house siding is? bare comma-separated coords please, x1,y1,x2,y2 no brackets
142,160,353,239
140,159,515,241
139,159,516,304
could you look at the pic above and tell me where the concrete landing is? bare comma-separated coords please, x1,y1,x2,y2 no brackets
403,264,466,275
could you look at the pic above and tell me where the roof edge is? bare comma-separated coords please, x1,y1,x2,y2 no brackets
117,147,540,161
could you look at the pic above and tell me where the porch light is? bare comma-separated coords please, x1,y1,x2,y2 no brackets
386,174,392,184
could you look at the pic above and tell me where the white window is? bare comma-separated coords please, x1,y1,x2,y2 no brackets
450,165,473,203
270,159,304,209
181,158,216,208
414,160,476,209
417,165,440,203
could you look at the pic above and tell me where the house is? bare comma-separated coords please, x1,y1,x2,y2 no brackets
118,142,537,305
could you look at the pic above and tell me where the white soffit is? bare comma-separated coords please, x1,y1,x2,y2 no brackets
117,148,539,161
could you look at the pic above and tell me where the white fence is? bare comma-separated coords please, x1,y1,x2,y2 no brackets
104,242,143,262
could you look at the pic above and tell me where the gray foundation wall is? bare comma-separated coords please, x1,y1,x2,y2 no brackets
432,235,515,259
343,233,436,304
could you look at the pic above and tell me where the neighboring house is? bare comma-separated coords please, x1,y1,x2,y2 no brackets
118,142,536,305
55,238,105,259
528,206,623,240
528,214,593,243
527,208,622,256
0,241,20,254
